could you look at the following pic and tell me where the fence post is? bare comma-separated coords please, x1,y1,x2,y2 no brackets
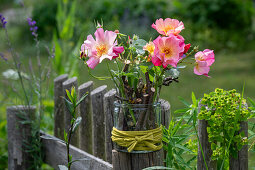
7,105,36,170
197,102,217,170
229,121,248,170
160,99,171,128
54,74,68,140
104,89,116,163
91,85,107,160
78,81,93,153
112,100,169,170
63,77,79,147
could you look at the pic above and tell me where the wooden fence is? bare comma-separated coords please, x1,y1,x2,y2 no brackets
7,74,248,170
7,74,170,170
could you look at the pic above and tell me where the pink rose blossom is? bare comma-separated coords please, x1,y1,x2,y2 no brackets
194,49,215,76
194,61,210,76
152,18,184,36
143,41,155,55
152,34,185,68
81,28,124,69
195,49,215,66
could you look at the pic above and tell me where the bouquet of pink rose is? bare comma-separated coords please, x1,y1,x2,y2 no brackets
80,18,215,131
80,18,215,103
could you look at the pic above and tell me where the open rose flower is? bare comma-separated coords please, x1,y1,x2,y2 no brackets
152,18,184,36
152,34,184,68
194,49,215,76
143,41,155,61
81,28,124,69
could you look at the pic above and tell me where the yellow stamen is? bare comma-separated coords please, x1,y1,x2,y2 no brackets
161,47,173,58
96,44,107,56
163,26,174,35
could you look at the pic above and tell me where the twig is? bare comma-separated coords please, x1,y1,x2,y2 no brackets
142,87,155,129
135,94,149,130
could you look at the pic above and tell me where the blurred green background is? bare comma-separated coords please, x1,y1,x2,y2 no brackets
0,0,255,169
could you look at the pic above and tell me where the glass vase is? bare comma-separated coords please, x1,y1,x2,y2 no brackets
113,102,161,153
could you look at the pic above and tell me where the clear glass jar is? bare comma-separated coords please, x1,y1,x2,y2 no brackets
113,102,161,153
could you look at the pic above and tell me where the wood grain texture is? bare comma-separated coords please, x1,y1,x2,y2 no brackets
91,85,107,160
229,121,248,170
41,132,112,170
197,102,217,170
7,106,36,170
78,81,93,153
159,99,170,164
63,77,79,147
112,149,163,170
104,89,116,163
54,74,68,139
159,99,170,128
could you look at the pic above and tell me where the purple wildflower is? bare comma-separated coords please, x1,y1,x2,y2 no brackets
27,17,38,37
0,52,8,61
0,13,7,28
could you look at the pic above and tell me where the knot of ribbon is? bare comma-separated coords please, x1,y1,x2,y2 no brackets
111,125,163,152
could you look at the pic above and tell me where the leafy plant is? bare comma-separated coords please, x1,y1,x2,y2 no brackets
53,0,85,76
59,86,88,170
161,92,201,169
1,14,54,169
198,88,254,167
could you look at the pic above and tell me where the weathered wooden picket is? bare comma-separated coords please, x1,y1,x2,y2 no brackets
7,74,170,170
6,74,248,170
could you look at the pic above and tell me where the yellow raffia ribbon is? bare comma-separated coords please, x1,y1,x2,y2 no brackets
111,125,163,152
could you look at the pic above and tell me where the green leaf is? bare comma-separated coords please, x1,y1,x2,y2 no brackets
174,108,189,114
76,92,88,107
64,130,68,142
63,97,73,113
191,92,197,106
65,89,73,102
178,96,190,107
71,86,76,103
248,97,255,107
69,154,72,162
172,118,183,136
71,86,75,98
72,117,82,132
131,39,147,55
59,0,76,40
139,65,148,74
186,155,196,165
175,144,193,153
52,32,63,73
58,165,68,170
